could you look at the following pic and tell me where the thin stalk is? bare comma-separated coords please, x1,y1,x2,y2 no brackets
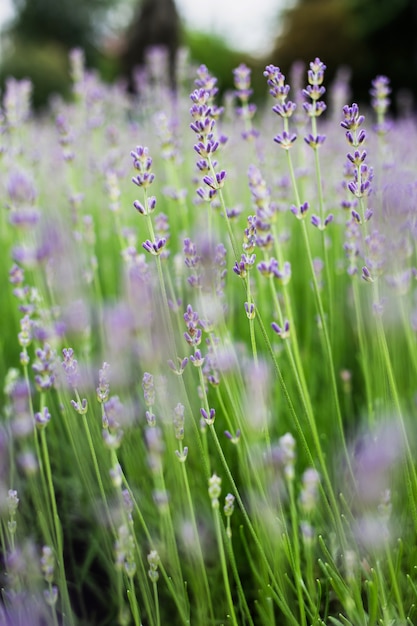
212,505,239,626
287,478,307,626
282,145,352,484
177,441,215,621
222,522,255,626
206,420,299,625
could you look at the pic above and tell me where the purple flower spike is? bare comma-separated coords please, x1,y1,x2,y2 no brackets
62,347,80,389
263,65,291,101
370,75,391,118
233,63,252,93
184,304,199,326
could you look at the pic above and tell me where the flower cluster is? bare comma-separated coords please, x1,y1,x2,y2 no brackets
189,66,227,203
233,63,258,140
263,65,297,149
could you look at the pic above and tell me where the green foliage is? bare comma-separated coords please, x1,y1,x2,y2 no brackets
0,40,71,109
184,29,266,102
270,0,417,107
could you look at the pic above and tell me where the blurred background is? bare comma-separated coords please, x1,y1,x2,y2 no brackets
0,0,416,112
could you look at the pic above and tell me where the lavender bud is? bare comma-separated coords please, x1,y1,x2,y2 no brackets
7,488,18,511
41,545,55,584
173,403,185,440
142,372,155,407
224,493,235,517
271,320,290,339
61,347,80,388
175,446,189,462
299,468,320,513
208,473,222,508
147,550,160,583
97,362,110,404
109,463,123,488
44,586,59,607
224,429,241,444
200,407,215,425
35,406,51,430
361,266,374,283
70,398,88,414
244,301,256,319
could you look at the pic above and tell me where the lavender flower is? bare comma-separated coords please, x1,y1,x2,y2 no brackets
183,304,202,347
208,473,222,508
32,343,56,391
370,75,391,134
224,429,241,444
233,63,258,140
200,407,216,425
115,525,137,579
61,347,80,388
3,77,32,128
264,65,297,149
190,67,227,203
40,546,55,584
6,170,37,206
142,372,155,407
233,253,256,278
299,468,320,513
257,258,291,284
167,357,188,375
290,201,309,220
96,362,110,404
303,57,327,120
142,237,167,256
271,320,290,339
224,493,235,517
147,549,160,583
34,407,51,431
173,403,185,440
131,145,155,189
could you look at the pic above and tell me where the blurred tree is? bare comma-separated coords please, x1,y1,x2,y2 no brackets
269,0,417,110
121,0,181,92
8,0,117,60
184,30,270,105
0,0,127,108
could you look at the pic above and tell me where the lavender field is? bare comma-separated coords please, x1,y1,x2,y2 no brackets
1,48,417,625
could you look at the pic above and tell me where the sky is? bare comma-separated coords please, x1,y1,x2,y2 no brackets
175,0,290,56
0,0,291,57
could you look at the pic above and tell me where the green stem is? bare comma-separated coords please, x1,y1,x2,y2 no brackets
212,505,238,626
